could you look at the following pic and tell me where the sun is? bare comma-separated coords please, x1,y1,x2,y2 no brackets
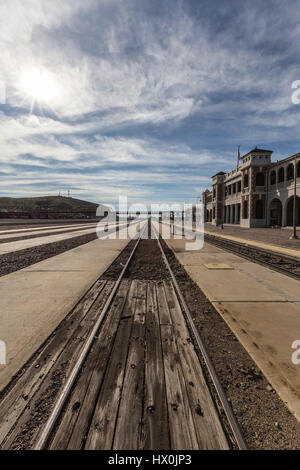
20,68,61,104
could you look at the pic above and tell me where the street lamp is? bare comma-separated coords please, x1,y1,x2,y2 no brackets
289,155,298,240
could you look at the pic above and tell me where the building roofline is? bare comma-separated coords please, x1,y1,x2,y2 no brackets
208,149,299,181
212,171,226,178
270,151,300,167
241,148,273,159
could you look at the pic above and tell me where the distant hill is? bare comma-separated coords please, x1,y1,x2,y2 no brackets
0,196,105,216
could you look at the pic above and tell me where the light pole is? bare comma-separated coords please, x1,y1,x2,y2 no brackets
289,156,298,240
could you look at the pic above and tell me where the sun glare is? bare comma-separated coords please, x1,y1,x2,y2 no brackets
20,68,60,103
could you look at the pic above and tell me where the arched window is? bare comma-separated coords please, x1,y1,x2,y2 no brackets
278,167,284,183
287,163,294,181
243,174,249,188
213,207,215,219
297,161,300,178
256,172,265,186
255,199,264,219
270,170,276,185
243,200,248,219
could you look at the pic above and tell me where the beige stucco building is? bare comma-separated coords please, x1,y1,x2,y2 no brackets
202,148,300,227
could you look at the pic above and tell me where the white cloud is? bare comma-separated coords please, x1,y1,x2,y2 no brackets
1,0,300,202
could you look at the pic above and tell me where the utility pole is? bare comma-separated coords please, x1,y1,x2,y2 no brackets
289,155,298,240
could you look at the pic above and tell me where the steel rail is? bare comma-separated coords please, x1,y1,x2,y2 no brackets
34,220,147,450
152,222,247,450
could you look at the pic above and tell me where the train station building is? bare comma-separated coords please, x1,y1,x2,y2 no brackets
202,148,300,227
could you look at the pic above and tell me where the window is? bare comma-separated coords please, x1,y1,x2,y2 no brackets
255,199,264,219
287,163,294,181
270,170,276,185
256,172,265,186
243,174,249,188
297,161,300,178
243,200,248,219
278,167,284,183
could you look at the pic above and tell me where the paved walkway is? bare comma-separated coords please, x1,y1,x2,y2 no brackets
166,235,300,422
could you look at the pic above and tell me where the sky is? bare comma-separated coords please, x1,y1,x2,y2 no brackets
0,0,300,208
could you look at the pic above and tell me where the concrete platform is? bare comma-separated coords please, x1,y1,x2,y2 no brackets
0,218,99,226
0,220,133,255
0,224,99,255
0,223,99,241
165,235,300,421
0,233,130,392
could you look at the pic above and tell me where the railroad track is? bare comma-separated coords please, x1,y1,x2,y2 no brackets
0,220,246,450
204,233,300,281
